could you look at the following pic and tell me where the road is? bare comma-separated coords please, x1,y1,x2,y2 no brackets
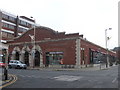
3,65,119,88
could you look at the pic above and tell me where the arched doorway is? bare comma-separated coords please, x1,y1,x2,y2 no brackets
35,51,40,66
15,51,19,60
24,51,29,66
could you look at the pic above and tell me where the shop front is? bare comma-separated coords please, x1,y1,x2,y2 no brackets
45,52,63,67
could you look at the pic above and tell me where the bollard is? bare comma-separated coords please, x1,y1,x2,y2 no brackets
4,67,8,80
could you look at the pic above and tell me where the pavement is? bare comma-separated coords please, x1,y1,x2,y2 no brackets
28,63,118,71
0,73,17,89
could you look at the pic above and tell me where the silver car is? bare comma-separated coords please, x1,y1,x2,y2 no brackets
8,60,27,69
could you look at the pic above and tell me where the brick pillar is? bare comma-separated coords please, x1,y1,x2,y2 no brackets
29,53,33,68
20,53,24,62
11,53,15,60
40,53,44,67
75,38,81,68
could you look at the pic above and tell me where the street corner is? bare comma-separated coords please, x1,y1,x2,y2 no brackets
0,74,18,88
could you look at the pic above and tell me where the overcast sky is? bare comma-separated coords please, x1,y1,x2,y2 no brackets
0,0,119,49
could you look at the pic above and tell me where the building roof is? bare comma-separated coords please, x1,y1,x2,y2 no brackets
7,26,81,44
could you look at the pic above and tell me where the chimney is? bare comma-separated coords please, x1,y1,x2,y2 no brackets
80,34,83,38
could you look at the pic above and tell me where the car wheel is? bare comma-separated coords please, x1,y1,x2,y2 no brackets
16,65,20,69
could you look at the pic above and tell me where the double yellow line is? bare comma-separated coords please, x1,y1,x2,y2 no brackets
0,74,18,88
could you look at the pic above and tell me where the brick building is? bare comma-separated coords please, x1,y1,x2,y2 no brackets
8,26,117,68
113,47,120,63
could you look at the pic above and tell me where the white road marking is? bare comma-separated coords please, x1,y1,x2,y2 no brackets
53,75,82,82
27,76,32,77
19,75,41,78
19,75,26,77
112,78,117,83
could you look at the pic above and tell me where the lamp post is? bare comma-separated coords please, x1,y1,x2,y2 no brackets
30,17,36,45
29,17,36,68
105,28,112,68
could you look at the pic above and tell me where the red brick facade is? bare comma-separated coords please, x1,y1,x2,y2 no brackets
8,26,117,68
81,39,116,66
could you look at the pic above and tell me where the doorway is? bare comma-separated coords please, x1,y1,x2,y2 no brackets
15,51,19,60
35,51,40,66
24,51,29,66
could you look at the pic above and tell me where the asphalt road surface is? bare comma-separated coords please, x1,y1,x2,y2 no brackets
4,65,119,88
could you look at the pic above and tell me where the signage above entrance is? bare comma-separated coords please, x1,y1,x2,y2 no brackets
49,52,63,54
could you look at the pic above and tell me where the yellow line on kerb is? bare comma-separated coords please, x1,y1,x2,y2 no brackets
0,74,18,88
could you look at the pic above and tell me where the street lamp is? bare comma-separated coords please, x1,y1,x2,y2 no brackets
30,17,36,44
29,17,36,68
105,28,112,68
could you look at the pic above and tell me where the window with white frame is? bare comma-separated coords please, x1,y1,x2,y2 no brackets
2,14,9,19
8,16,16,22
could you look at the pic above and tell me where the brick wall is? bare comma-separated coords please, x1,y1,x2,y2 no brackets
81,39,116,64
8,26,79,65
39,39,76,65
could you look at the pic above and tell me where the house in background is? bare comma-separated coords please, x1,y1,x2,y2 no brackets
0,9,39,50
0,10,39,63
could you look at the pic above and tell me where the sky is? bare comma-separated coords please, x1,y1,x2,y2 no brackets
0,0,119,49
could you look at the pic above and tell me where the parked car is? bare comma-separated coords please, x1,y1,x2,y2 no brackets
8,60,27,69
0,62,7,68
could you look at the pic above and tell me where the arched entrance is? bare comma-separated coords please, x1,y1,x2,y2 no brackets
15,51,19,60
35,51,40,66
12,47,21,60
24,51,29,66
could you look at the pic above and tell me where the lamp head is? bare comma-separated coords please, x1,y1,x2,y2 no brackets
108,28,112,30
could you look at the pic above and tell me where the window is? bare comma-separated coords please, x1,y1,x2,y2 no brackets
8,25,15,30
2,31,14,38
3,23,8,28
18,27,27,32
2,31,7,38
9,16,16,22
2,14,9,19
10,61,13,63
46,52,63,65
2,23,15,30
26,23,32,27
7,33,14,38
19,20,27,26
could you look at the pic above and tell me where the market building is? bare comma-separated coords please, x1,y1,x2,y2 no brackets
7,26,117,68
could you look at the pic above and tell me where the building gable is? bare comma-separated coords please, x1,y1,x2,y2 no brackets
8,26,80,44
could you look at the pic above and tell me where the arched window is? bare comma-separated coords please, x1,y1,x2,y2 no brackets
15,51,19,60
35,51,40,66
24,51,29,66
